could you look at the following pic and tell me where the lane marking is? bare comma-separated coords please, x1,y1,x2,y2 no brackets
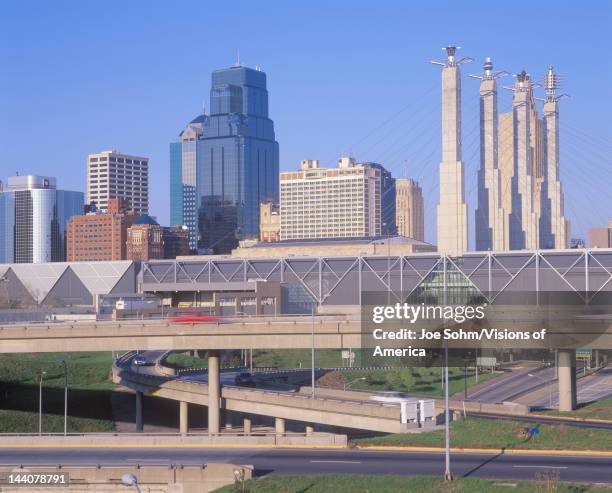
513,465,568,469
310,460,361,464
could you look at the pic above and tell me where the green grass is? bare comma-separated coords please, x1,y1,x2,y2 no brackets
0,352,115,433
163,350,501,398
213,474,612,493
163,349,356,370
164,352,209,369
543,398,612,421
354,417,612,451
340,367,499,397
253,349,351,369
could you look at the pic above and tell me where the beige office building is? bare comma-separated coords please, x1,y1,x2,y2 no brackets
396,178,424,241
87,150,149,214
259,202,280,242
280,157,381,240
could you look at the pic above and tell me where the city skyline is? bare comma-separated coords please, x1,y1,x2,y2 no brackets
1,1,610,246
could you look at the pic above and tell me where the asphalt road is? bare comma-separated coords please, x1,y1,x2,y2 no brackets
0,447,610,483
467,365,554,403
530,367,612,408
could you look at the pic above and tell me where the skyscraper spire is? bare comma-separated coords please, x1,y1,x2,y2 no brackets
431,45,472,256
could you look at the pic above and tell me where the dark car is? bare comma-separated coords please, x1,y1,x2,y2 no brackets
234,372,256,387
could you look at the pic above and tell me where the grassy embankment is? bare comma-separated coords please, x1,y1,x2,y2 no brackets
213,475,612,493
354,416,612,451
0,352,115,433
165,349,500,397
542,398,612,421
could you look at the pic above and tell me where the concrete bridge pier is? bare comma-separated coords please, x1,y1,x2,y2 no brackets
179,401,188,434
558,349,577,411
275,417,285,434
135,391,143,432
208,350,221,434
243,415,252,434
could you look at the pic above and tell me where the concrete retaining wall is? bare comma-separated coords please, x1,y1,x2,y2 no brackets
0,432,347,447
0,464,252,493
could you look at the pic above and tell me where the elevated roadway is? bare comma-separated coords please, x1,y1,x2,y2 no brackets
113,352,429,434
1,311,611,412
0,316,361,353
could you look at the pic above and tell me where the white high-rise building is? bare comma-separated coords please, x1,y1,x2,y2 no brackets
280,158,381,240
431,46,471,256
472,58,506,251
539,66,570,249
86,150,149,214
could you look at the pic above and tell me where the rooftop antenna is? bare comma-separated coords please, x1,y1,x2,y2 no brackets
234,50,242,67
535,65,569,103
430,45,473,67
468,56,509,81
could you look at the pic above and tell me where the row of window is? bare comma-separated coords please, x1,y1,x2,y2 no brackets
90,157,147,165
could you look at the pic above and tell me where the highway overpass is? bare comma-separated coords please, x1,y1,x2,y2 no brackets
112,352,432,434
1,312,611,414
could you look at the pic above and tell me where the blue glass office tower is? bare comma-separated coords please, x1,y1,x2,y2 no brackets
0,176,83,263
170,63,279,254
170,115,205,252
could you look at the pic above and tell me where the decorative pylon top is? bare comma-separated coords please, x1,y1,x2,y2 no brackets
430,45,473,68
468,57,509,81
543,65,567,102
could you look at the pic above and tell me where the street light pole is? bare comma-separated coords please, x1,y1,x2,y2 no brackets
311,304,315,398
464,361,468,400
60,360,68,435
38,371,46,435
528,372,553,409
443,257,452,481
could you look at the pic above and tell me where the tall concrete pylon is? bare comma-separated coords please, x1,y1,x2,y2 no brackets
507,71,539,250
431,46,472,256
471,58,507,252
539,65,570,249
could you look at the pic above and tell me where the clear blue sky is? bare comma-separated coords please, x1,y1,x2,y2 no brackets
1,0,610,245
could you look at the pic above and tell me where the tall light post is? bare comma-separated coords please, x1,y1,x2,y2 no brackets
528,372,553,409
38,370,46,435
59,360,68,435
442,257,452,481
311,304,315,398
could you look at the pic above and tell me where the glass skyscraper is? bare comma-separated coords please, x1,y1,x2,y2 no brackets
0,175,83,263
170,63,279,254
170,115,204,252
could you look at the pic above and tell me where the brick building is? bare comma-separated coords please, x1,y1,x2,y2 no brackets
126,215,189,261
66,198,138,261
259,202,280,242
